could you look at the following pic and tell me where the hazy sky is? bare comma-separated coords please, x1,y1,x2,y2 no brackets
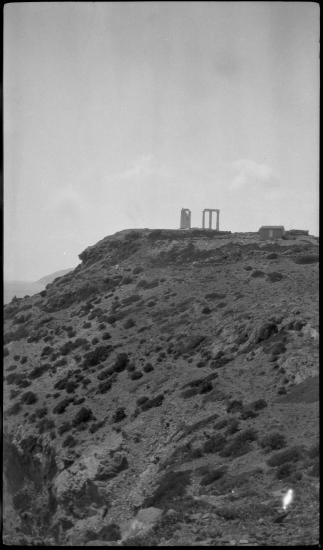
4,2,319,281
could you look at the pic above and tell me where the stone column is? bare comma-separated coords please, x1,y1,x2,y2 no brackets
202,210,206,229
216,210,220,231
209,210,212,229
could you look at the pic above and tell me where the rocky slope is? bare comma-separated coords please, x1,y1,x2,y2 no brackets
3,228,319,546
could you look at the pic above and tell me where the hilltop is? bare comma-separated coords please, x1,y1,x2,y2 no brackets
3,228,319,546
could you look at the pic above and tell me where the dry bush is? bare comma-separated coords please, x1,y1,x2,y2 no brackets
260,432,287,452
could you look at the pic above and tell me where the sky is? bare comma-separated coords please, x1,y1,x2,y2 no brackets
4,2,319,281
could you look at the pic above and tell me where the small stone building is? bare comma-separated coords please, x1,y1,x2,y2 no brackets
258,225,285,240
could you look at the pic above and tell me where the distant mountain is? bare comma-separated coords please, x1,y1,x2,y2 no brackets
37,268,73,286
3,268,73,304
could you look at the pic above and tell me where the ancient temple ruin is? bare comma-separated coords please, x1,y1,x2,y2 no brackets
202,209,220,231
180,208,191,229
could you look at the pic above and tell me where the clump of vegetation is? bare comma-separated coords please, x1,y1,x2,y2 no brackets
137,278,159,290
53,398,72,414
203,434,226,454
112,407,127,423
220,428,258,458
72,406,94,427
143,362,154,373
82,345,112,368
140,394,164,411
62,435,76,448
20,391,38,405
266,446,304,467
41,345,54,357
102,332,111,340
251,270,265,278
124,318,135,329
130,371,143,380
133,266,144,275
58,422,72,435
275,462,296,480
293,255,319,264
143,470,191,508
226,418,240,435
6,402,22,416
227,399,243,414
113,352,129,372
267,272,284,282
97,380,112,394
38,418,55,434
4,347,9,357
260,432,287,452
89,420,106,433
200,466,228,486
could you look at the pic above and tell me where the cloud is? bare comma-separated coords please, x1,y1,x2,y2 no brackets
229,159,280,191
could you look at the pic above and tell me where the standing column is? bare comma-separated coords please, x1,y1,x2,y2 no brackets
216,210,220,231
202,210,205,229
209,210,212,229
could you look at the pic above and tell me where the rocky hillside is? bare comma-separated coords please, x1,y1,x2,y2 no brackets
3,228,319,546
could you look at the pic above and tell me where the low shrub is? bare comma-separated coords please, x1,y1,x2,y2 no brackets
62,435,76,448
136,396,149,406
200,466,228,486
251,270,265,278
124,318,135,329
240,407,258,420
20,391,38,405
275,462,295,479
6,402,22,415
102,332,111,340
293,255,319,264
83,345,112,368
35,406,48,419
58,422,72,435
220,428,257,458
133,266,143,274
92,337,99,345
113,352,129,372
130,371,143,380
97,380,112,393
89,420,106,433
227,399,243,414
260,432,287,452
267,272,284,282
72,406,94,427
53,398,72,414
41,346,54,357
226,418,240,435
143,470,191,508
267,446,303,467
143,362,154,373
29,365,47,380
38,418,55,434
4,347,9,357
141,394,164,411
203,434,226,454
112,407,126,423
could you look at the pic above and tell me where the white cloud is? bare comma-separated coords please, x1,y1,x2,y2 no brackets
230,159,279,191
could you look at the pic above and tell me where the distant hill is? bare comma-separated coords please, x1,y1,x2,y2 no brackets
3,268,73,304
